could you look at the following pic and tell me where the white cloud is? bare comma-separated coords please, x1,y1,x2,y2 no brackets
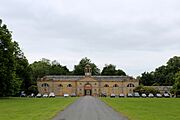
0,0,180,77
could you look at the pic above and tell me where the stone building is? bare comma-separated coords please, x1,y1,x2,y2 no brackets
37,65,139,96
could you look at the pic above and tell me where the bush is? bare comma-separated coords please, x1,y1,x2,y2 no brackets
28,85,38,95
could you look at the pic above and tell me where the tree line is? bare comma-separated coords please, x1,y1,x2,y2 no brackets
0,19,179,96
137,56,180,95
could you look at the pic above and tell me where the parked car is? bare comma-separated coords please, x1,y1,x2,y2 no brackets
163,93,170,98
127,93,133,97
110,93,116,98
133,92,140,97
141,93,147,98
101,92,107,97
64,94,69,97
30,93,35,97
148,93,154,98
20,91,26,97
49,92,55,98
71,93,76,97
43,93,48,98
36,93,42,98
156,93,162,98
119,93,125,98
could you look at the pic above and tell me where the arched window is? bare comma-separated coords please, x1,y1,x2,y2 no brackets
59,84,63,87
67,84,72,87
127,83,135,87
113,84,119,87
104,84,109,87
41,83,49,87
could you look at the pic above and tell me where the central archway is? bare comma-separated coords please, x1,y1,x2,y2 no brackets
84,83,92,96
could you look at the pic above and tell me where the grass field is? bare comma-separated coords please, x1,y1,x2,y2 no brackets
0,97,78,120
101,98,180,120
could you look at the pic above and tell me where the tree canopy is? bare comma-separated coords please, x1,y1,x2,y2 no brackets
139,56,180,87
30,58,70,82
0,19,22,96
101,64,126,76
73,57,100,75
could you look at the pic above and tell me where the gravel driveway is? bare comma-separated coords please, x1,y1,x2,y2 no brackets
52,96,128,120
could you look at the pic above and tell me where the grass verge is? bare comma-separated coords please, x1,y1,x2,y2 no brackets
0,97,78,120
101,98,180,120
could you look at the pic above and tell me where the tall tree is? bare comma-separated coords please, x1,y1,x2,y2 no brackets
30,59,70,83
73,57,100,75
14,41,32,92
30,58,51,83
0,19,21,96
139,72,155,86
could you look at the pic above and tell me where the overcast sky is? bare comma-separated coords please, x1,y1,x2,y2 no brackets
1,0,180,77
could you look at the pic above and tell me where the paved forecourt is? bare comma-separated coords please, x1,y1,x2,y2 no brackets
52,96,127,120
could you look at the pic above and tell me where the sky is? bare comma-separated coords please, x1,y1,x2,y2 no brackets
0,0,180,77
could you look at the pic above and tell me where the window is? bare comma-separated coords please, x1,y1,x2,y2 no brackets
79,83,82,85
41,83,49,87
94,83,97,85
104,84,109,87
127,83,135,87
113,84,119,87
67,84,72,87
59,84,63,87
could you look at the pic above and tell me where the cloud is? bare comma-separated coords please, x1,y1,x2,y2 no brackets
0,0,180,76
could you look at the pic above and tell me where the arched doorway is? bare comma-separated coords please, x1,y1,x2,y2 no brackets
84,83,92,96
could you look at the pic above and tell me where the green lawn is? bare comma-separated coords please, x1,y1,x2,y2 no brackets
101,98,180,120
0,97,78,120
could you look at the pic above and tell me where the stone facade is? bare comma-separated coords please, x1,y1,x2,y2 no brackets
37,65,139,96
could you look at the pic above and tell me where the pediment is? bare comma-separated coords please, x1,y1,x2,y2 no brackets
79,77,97,82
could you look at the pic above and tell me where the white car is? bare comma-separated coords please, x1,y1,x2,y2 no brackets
110,93,116,98
43,93,48,98
148,93,154,98
30,93,35,97
64,94,69,97
156,93,162,98
119,93,125,98
49,92,55,98
163,93,170,98
141,93,147,98
36,93,42,98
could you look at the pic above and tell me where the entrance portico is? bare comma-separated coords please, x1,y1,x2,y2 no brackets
84,84,92,96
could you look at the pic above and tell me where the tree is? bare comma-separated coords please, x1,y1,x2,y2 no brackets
13,41,32,93
49,60,70,75
0,19,21,96
139,72,155,86
101,64,126,76
28,85,38,95
30,59,70,84
139,56,180,86
171,71,180,96
30,58,51,83
73,57,100,75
